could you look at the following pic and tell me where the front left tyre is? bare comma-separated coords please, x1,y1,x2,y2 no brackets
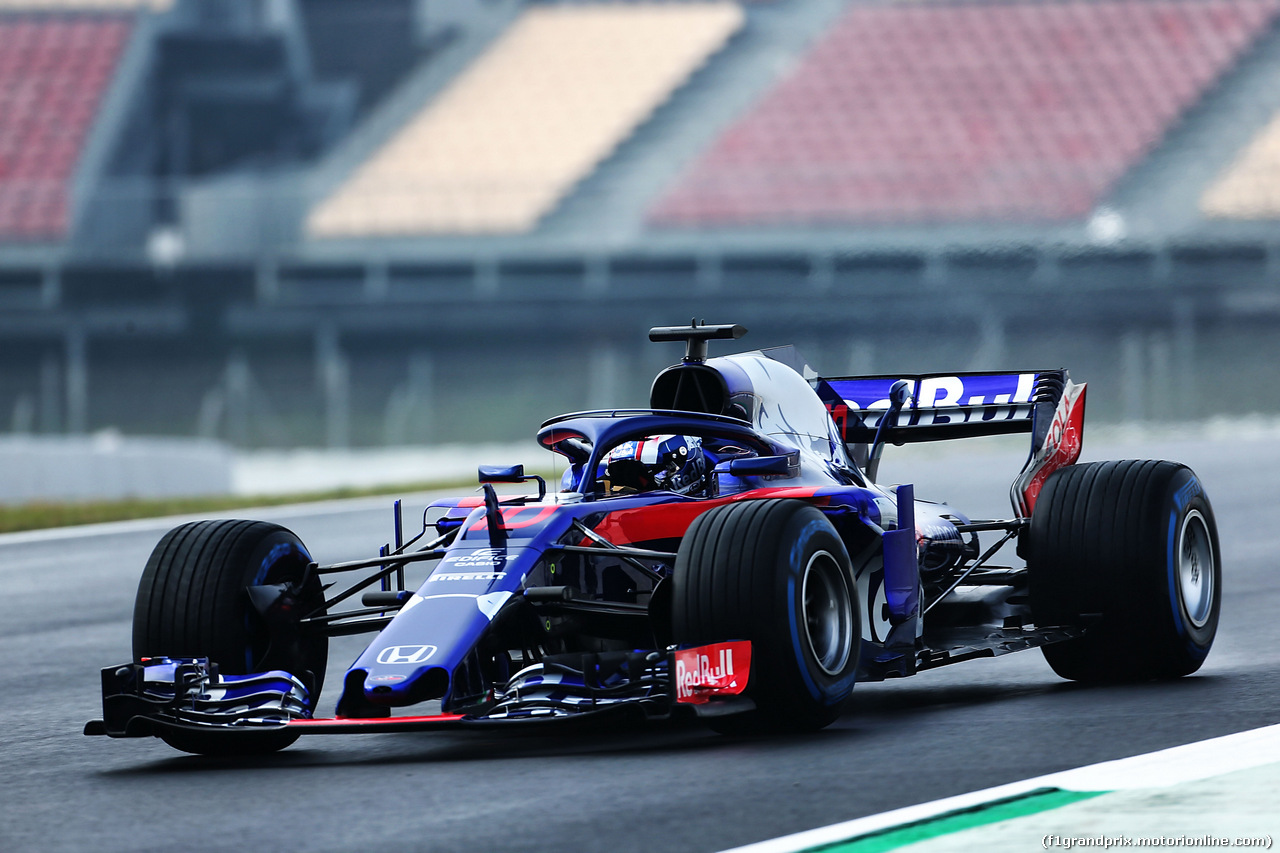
133,519,328,754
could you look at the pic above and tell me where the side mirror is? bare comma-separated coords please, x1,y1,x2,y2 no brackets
478,464,526,483
478,465,546,500
727,452,800,479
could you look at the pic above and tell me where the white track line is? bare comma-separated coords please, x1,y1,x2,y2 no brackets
720,723,1280,853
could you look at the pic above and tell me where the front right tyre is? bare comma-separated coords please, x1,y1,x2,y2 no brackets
133,519,327,754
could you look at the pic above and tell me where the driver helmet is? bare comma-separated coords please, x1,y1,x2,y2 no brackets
600,435,708,496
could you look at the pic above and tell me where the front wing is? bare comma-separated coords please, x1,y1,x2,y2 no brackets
85,645,754,740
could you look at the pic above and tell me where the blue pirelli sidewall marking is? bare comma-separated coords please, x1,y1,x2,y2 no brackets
1166,474,1208,660
788,517,858,704
1167,508,1185,641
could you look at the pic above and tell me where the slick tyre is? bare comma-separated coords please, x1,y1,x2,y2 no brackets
1027,460,1220,682
133,520,328,754
672,500,860,733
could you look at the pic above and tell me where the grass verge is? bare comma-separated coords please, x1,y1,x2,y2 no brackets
0,479,479,535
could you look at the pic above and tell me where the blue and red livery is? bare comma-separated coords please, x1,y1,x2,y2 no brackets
87,322,1220,754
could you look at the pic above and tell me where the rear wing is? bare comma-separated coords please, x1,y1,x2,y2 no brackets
816,371,1060,443
815,370,1086,515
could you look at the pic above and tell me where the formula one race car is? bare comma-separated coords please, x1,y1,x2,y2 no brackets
87,322,1221,754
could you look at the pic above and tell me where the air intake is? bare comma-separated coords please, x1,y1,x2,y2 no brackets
649,363,729,415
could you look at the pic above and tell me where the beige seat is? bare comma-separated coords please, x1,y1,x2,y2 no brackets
308,1,744,237
1202,114,1280,219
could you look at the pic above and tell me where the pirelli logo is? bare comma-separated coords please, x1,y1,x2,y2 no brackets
1174,476,1203,512
428,571,507,583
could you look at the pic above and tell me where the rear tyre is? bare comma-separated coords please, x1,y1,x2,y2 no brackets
672,500,860,733
132,519,328,754
1027,460,1220,682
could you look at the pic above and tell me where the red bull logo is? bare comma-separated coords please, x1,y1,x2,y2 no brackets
674,641,751,704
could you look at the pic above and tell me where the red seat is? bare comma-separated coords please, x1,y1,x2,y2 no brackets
0,13,134,241
651,0,1280,226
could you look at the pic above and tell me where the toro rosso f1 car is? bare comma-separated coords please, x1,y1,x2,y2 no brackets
87,322,1221,754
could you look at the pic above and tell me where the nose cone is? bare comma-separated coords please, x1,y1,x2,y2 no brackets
349,589,513,709
337,544,533,715
365,664,451,705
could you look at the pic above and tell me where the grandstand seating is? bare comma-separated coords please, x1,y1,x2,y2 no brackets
1202,112,1280,217
0,0,165,9
0,11,136,240
651,0,1280,227
307,1,743,237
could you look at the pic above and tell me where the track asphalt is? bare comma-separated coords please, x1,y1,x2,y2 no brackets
2,429,1277,853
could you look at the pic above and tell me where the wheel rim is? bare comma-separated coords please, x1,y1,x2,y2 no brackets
801,550,855,676
1178,509,1215,629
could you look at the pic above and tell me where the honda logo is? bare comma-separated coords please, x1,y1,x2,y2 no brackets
375,645,437,665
